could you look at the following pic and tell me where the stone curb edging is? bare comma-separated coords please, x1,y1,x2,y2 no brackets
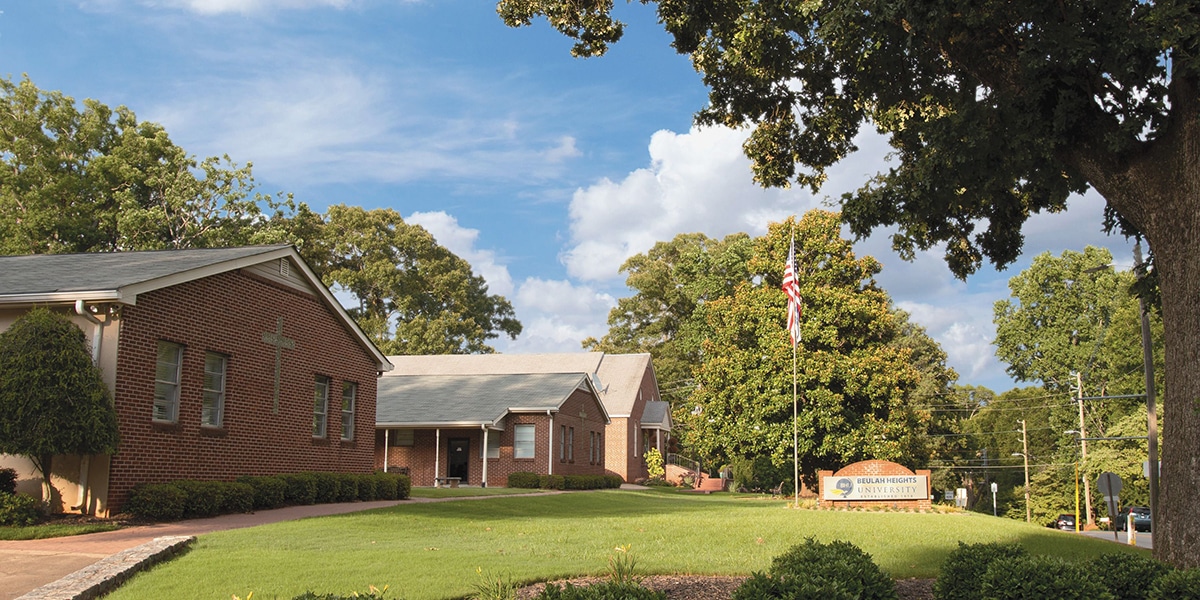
15,536,195,600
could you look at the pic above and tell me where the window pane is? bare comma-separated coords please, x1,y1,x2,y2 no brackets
313,376,329,437
202,353,226,427
341,382,356,441
514,424,534,459
154,342,182,422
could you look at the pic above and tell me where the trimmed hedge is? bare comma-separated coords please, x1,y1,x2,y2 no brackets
1149,568,1200,600
539,474,565,490
1091,553,1171,600
933,542,1027,600
508,472,540,488
122,472,410,522
238,475,288,510
979,554,1111,600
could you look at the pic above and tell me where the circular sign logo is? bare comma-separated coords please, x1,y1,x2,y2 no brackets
834,478,854,496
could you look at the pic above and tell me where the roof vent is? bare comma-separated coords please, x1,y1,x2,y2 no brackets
279,258,290,277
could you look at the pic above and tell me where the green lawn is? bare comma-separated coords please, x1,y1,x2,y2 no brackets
0,522,120,540
409,487,547,499
106,489,1144,600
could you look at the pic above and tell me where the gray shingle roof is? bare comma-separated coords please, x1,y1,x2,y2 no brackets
641,400,671,428
0,245,290,297
376,372,598,427
384,352,658,417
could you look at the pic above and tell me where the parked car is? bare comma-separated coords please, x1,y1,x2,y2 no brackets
1116,506,1152,532
1052,513,1076,531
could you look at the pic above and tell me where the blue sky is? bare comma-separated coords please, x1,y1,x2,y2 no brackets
2,0,1138,393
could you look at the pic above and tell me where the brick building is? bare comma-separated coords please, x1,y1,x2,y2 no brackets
375,373,610,486
0,246,391,516
380,353,670,483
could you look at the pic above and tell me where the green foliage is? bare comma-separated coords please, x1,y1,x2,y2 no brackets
0,75,293,254
282,473,318,505
644,449,664,480
311,472,340,504
337,473,359,503
356,474,378,502
508,472,541,488
933,542,1028,600
393,474,411,500
237,476,288,510
372,473,399,501
535,582,664,600
979,555,1113,600
223,482,256,515
1148,569,1200,600
0,493,44,526
125,483,188,521
0,467,16,495
471,568,518,600
291,585,391,600
1090,553,1171,600
682,212,925,486
729,456,789,494
299,205,522,355
0,308,120,503
538,475,565,490
606,544,638,585
733,538,895,600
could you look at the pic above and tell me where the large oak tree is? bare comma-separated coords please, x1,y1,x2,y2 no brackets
500,0,1199,565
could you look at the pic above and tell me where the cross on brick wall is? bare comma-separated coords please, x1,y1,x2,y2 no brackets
261,316,296,414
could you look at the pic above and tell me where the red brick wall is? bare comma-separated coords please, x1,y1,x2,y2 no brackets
375,389,609,487
604,367,659,482
108,269,379,512
817,460,932,510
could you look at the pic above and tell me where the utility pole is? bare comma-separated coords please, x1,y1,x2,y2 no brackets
1018,419,1031,523
1075,371,1095,527
1135,241,1159,525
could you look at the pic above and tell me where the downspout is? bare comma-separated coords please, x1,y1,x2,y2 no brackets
548,410,554,476
383,429,390,472
73,300,103,514
435,428,441,487
481,426,489,488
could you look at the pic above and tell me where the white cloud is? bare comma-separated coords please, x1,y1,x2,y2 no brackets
406,211,514,297
136,0,359,15
496,278,617,354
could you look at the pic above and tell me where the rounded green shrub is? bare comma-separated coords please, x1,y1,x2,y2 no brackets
732,571,855,600
336,473,359,502
173,480,226,518
979,555,1113,600
222,481,255,514
372,472,398,500
312,472,340,504
761,538,895,600
0,492,44,526
1148,568,1200,600
539,474,565,490
934,542,1027,600
1089,552,1171,600
237,475,287,510
282,473,318,505
393,473,411,499
125,482,187,521
508,471,540,488
356,473,377,501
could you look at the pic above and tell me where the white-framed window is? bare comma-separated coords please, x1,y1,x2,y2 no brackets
154,341,183,423
201,352,227,427
560,425,567,461
388,429,414,446
313,375,330,438
481,431,500,459
568,427,574,462
589,431,596,464
341,381,356,441
514,424,535,459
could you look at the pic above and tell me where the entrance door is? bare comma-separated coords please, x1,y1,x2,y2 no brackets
448,438,470,482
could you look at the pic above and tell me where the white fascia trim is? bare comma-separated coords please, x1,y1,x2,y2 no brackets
376,421,496,429
0,291,123,305
119,246,294,301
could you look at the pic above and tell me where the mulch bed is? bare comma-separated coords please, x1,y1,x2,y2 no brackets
518,576,935,599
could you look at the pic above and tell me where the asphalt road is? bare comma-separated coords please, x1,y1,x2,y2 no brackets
1080,529,1153,549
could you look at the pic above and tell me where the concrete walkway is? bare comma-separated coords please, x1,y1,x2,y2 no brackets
0,499,412,600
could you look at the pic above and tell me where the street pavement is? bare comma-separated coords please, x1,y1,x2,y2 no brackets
1080,529,1153,550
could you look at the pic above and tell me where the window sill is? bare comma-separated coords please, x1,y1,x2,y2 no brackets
199,426,228,438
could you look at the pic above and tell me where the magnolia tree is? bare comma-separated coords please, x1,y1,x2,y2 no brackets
0,308,119,510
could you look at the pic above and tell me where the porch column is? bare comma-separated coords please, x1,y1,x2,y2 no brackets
548,411,555,475
384,429,390,472
481,426,489,488
656,429,662,454
435,428,441,487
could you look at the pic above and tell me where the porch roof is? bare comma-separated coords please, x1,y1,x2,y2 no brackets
375,372,606,428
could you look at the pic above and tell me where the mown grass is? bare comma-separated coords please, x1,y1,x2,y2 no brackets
106,489,1144,600
409,487,546,499
0,522,120,540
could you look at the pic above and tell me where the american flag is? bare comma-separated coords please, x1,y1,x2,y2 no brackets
782,236,803,346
